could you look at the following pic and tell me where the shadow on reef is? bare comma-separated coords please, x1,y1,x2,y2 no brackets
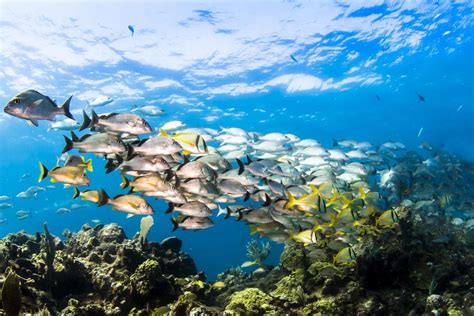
1,210,474,315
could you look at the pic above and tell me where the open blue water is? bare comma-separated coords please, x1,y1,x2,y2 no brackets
0,1,472,279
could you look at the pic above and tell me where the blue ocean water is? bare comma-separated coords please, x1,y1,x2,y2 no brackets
0,1,472,279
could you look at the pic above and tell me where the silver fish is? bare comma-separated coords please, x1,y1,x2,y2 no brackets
4,90,74,126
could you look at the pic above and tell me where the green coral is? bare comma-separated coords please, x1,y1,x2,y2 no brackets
130,259,162,296
170,291,198,315
225,288,274,314
270,269,306,305
280,242,306,271
302,297,340,315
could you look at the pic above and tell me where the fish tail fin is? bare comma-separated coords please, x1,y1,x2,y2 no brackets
38,162,49,182
72,187,80,199
79,110,91,131
120,176,129,189
329,212,337,227
165,203,174,214
263,193,272,207
236,158,245,175
85,158,93,172
249,225,258,236
243,191,250,202
61,95,74,120
309,184,319,195
97,190,109,207
285,191,296,209
171,217,179,232
62,135,74,153
287,230,295,241
159,128,169,137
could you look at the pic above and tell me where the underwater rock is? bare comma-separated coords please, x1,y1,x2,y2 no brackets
0,224,203,314
224,288,275,315
160,236,182,253
269,269,305,306
279,242,306,272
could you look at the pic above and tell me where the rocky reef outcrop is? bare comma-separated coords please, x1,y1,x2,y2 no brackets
1,210,473,315
0,223,203,315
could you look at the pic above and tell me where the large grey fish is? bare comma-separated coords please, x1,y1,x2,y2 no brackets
176,161,216,180
4,90,74,126
171,216,214,231
80,110,152,135
179,179,219,197
62,131,128,155
166,201,212,217
133,135,182,156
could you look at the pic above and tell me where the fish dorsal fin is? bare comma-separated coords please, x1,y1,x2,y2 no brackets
51,166,61,171
103,112,119,119
45,96,57,106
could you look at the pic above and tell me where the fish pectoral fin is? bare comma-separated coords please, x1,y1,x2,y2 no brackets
27,120,39,127
31,99,44,107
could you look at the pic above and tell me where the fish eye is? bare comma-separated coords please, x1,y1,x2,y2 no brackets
12,99,20,104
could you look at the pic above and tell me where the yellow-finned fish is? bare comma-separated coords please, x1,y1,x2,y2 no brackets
64,155,93,172
38,162,90,186
160,128,208,155
288,229,318,245
333,246,357,265
72,187,109,206
108,194,154,216
285,184,322,211
376,208,400,228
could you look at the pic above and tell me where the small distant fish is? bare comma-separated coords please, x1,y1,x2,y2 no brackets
417,127,423,138
131,104,165,116
70,203,85,210
0,195,11,201
128,25,135,37
0,218,7,224
4,90,74,127
161,120,186,132
87,96,113,108
20,173,31,181
290,55,298,63
91,219,101,224
16,191,37,199
16,210,31,220
416,93,425,102
56,207,70,214
456,105,463,112
48,118,80,131
0,203,13,209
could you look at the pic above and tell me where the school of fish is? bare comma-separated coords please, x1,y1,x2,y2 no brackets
3,90,474,265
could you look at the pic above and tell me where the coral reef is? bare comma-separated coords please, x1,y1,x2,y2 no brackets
1,211,473,315
0,223,200,314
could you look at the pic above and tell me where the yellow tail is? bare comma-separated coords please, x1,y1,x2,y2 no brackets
249,225,258,236
159,128,170,137
285,192,296,209
38,162,49,182
85,158,93,172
